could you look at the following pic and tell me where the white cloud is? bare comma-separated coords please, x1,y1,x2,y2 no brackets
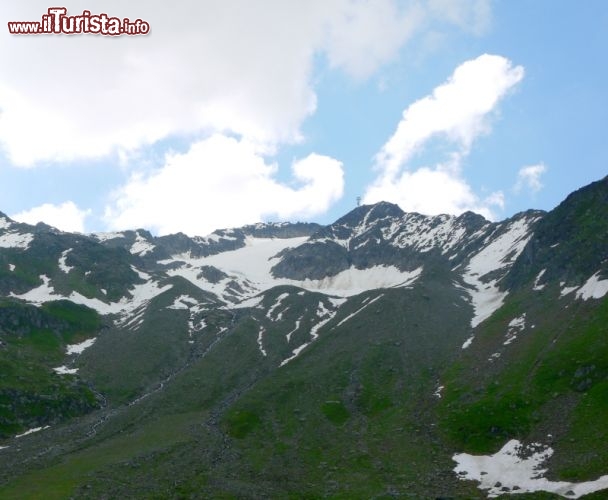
364,166,505,220
515,163,547,193
0,1,493,167
428,0,492,35
104,134,344,236
374,54,524,177
364,54,524,219
12,201,90,232
323,0,424,79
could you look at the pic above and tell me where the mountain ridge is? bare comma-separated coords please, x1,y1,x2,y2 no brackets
0,177,607,498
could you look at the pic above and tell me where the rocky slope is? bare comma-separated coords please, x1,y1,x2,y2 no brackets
0,176,606,498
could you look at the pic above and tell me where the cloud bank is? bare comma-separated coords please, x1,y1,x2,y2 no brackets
0,0,491,167
104,135,343,236
0,1,497,234
12,201,90,232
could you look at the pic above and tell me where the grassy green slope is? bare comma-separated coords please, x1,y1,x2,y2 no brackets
3,288,603,498
0,277,484,498
439,285,608,483
0,299,102,438
215,286,475,498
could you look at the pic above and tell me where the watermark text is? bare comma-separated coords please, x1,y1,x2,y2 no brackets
8,7,150,36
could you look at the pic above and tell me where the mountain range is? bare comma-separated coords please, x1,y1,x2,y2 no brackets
0,176,607,498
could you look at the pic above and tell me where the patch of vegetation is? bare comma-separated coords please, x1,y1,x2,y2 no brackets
0,411,198,500
41,300,102,341
0,299,102,438
224,409,261,438
321,400,349,425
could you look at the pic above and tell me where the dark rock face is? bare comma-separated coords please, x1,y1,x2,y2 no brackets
0,302,68,337
505,176,608,289
271,241,351,280
197,266,228,284
240,222,321,239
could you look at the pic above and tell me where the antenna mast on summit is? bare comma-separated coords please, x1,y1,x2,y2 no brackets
356,196,361,207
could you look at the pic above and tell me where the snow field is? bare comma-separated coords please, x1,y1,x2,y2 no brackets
454,439,608,498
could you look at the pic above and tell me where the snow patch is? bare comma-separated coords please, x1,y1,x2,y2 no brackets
316,301,331,319
466,279,507,328
93,231,124,242
336,294,384,328
0,231,34,249
328,297,347,308
15,426,50,438
310,312,335,341
433,385,444,399
462,216,537,327
130,232,156,256
575,272,608,300
66,337,96,355
257,326,267,357
453,439,608,498
504,313,526,346
187,316,206,335
286,317,302,343
560,285,578,298
58,249,74,274
131,266,151,281
167,295,198,310
281,307,338,366
508,315,526,329
280,343,309,366
53,365,78,375
533,269,546,291
462,335,474,350
298,265,422,297
267,293,289,321
274,307,288,322
229,295,264,309
10,275,56,303
8,264,15,272
0,216,12,230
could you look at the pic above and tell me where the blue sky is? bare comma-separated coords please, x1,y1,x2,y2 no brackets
0,1,606,235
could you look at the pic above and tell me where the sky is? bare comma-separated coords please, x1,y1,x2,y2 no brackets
0,1,606,236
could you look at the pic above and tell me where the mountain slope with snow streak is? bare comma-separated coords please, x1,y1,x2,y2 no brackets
1,178,608,499
159,235,425,304
460,212,541,328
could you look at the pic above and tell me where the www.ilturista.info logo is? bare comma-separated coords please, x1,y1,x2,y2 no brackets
7,7,150,36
